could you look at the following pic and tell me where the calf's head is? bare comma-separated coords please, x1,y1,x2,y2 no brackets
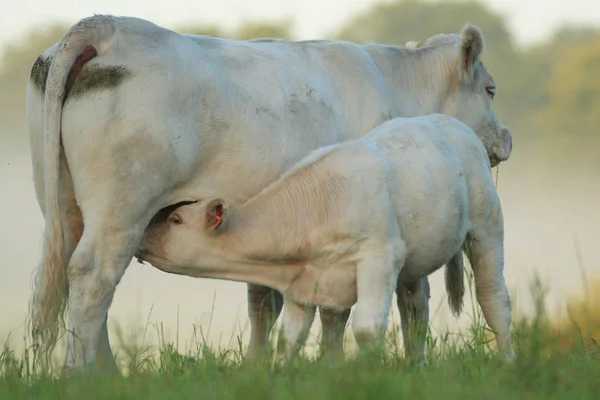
136,199,230,270
408,25,513,166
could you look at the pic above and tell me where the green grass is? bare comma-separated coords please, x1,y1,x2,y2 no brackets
1,274,598,399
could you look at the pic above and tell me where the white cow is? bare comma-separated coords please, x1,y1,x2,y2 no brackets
26,14,512,374
136,114,516,365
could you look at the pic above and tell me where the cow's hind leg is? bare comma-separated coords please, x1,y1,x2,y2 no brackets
318,307,350,359
62,166,119,374
246,284,284,359
31,157,119,373
62,210,149,375
64,212,119,373
396,276,430,365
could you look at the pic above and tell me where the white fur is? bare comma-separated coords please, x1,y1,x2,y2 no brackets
139,114,517,364
26,14,512,372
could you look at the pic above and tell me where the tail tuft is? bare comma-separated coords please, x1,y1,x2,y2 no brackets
445,251,465,317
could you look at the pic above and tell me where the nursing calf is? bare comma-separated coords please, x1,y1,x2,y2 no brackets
137,114,516,364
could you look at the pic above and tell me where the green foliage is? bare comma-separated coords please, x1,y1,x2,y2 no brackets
519,24,600,112
518,25,600,165
540,38,600,133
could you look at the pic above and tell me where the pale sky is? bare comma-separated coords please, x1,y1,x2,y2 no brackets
1,0,600,55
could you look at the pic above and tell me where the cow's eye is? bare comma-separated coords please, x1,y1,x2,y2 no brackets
486,86,496,99
169,214,182,225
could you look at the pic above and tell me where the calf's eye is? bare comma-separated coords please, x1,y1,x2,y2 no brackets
169,214,183,225
486,87,496,99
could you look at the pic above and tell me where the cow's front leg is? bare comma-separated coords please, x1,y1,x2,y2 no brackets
246,284,284,359
396,276,430,366
273,300,316,368
319,307,350,359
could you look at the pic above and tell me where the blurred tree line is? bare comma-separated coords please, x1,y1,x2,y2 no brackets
0,0,598,168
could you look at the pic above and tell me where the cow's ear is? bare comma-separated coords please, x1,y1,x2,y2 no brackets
405,40,424,50
458,24,484,84
205,198,228,231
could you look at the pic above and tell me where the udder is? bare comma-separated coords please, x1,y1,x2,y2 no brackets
284,261,357,310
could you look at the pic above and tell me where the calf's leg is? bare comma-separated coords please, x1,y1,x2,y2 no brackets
275,300,316,365
465,215,516,361
352,245,403,353
396,276,430,365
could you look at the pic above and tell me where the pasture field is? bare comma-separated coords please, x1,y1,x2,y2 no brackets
1,278,598,399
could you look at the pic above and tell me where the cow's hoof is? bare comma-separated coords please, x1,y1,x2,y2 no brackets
408,356,428,370
502,349,517,364
271,355,288,372
61,364,89,379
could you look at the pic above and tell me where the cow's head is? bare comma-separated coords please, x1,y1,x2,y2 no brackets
407,25,512,167
136,199,230,271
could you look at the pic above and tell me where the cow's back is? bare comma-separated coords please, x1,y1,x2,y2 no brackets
155,34,403,203
182,35,398,139
28,17,403,209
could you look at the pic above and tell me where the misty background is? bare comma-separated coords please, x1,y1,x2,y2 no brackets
1,0,598,358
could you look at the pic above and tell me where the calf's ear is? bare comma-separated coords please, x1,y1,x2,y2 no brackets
458,24,484,84
205,198,228,231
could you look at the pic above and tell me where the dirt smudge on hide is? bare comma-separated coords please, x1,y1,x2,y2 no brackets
30,55,52,92
66,65,131,101
29,55,131,99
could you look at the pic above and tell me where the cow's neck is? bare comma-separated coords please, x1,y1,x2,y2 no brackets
383,46,453,116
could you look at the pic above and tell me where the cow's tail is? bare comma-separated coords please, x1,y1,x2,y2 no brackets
27,15,117,370
445,251,465,317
